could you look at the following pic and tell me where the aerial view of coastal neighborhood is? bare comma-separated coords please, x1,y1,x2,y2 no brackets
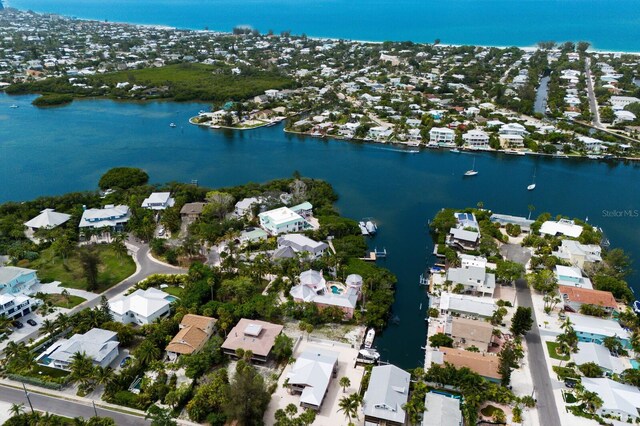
0,1,640,426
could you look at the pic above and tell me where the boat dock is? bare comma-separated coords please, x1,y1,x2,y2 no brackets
360,247,387,262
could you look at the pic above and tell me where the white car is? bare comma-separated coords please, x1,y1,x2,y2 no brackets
158,227,165,236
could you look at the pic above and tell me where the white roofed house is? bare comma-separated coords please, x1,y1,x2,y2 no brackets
462,129,490,149
429,127,455,145
79,204,130,242
539,218,583,238
141,192,175,210
277,234,328,259
258,207,309,236
289,270,362,320
108,287,174,325
38,328,119,370
581,378,640,422
499,122,529,137
422,392,463,426
447,228,479,251
552,239,602,269
234,197,261,218
446,265,496,297
286,348,339,411
438,293,497,319
573,342,625,375
363,364,411,426
24,208,71,242
555,265,593,289
0,267,41,320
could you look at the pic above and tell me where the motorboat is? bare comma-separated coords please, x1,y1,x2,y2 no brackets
633,300,640,315
527,168,536,191
359,221,370,236
9,104,19,108
364,328,375,348
169,122,177,128
358,348,380,360
450,148,461,153
365,220,377,234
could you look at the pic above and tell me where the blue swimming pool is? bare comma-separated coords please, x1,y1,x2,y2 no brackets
330,285,343,295
165,295,178,302
630,359,640,370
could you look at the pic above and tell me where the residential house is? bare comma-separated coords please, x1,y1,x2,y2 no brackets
277,234,328,259
363,365,411,426
490,214,534,232
166,314,217,361
499,133,525,148
259,207,308,236
289,270,362,320
24,208,71,232
555,265,593,289
286,348,339,411
499,123,529,137
141,192,175,210
573,342,625,375
438,293,496,319
422,392,463,426
447,317,494,351
39,328,119,370
559,285,617,315
462,129,490,149
447,228,480,250
221,319,284,363
552,240,602,269
581,378,640,422
234,197,261,218
239,228,269,244
539,219,583,238
290,202,313,218
568,313,631,348
446,265,496,296
180,202,206,221
108,288,174,325
79,204,130,232
429,127,455,144
432,347,500,383
610,96,640,111
0,266,38,295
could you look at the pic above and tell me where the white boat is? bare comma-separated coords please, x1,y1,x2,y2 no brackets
364,328,375,349
450,148,461,153
9,104,19,108
169,122,177,128
464,158,478,176
633,300,640,315
527,168,536,191
358,348,380,360
211,125,220,129
365,220,377,234
359,221,370,235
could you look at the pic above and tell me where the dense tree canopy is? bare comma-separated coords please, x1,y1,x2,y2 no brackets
98,167,149,190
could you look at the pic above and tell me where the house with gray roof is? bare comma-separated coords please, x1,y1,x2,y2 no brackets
286,348,339,411
446,265,495,296
277,234,328,259
38,328,119,370
422,392,463,426
363,364,411,426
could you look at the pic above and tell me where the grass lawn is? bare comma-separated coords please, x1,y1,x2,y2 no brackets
163,286,183,298
38,293,86,308
480,404,504,417
32,245,135,292
546,341,570,361
33,364,70,379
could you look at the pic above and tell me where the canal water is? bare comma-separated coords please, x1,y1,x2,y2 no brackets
2,93,639,369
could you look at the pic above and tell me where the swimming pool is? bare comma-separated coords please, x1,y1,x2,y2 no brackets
330,285,343,295
630,359,640,370
165,295,178,302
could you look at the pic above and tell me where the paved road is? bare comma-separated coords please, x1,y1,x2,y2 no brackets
0,384,148,425
516,278,561,426
584,57,603,129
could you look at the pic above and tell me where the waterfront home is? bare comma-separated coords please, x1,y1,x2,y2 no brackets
539,218,583,238
166,314,217,361
499,122,528,137
462,129,490,149
79,204,130,233
363,365,411,426
180,202,206,221
422,392,463,426
610,96,640,111
454,212,478,229
234,197,261,218
489,214,534,232
573,342,625,375
432,347,500,383
259,206,309,236
459,254,489,269
39,328,119,370
555,265,593,289
447,317,494,351
568,313,631,348
289,270,361,320
429,127,455,144
0,293,40,321
277,234,328,259
368,126,393,140
286,348,339,411
221,319,284,363
0,266,38,295
24,208,71,232
446,265,495,297
437,293,496,319
108,287,174,325
447,228,479,251
559,285,617,315
239,228,269,244
290,202,313,218
577,136,606,152
581,378,640,422
141,192,175,210
552,240,602,269
498,133,524,148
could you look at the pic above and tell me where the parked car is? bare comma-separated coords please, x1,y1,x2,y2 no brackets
12,321,24,329
26,319,37,327
120,356,131,368
158,227,165,236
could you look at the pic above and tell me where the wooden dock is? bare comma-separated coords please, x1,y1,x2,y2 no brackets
360,252,377,261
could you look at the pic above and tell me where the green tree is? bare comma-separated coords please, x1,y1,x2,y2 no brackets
98,167,149,190
78,246,101,291
133,340,161,367
527,270,558,294
272,333,294,363
338,393,361,424
578,362,603,378
429,333,453,348
145,404,177,426
495,260,524,284
204,191,234,220
339,376,351,393
498,340,523,386
224,360,271,425
510,307,534,337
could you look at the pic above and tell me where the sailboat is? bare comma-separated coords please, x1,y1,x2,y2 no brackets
464,158,478,176
527,168,536,191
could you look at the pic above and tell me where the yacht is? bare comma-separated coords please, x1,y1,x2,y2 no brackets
359,221,370,236
450,148,461,153
169,122,177,128
364,328,375,349
527,168,536,191
464,158,478,176
365,220,377,234
9,104,18,108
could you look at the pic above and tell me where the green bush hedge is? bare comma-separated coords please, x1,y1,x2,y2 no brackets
7,373,65,390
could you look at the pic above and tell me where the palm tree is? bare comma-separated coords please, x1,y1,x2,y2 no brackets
9,403,25,417
39,318,57,336
338,393,361,424
93,366,114,388
339,376,351,393
69,352,96,390
40,412,58,426
0,314,12,336
55,313,70,331
133,340,160,366
527,204,536,220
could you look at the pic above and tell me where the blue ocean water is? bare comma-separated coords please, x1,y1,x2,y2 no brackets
8,0,640,51
2,93,640,367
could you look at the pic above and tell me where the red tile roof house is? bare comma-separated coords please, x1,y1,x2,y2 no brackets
559,286,618,315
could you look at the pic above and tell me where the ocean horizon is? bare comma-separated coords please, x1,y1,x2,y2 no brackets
7,0,640,52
